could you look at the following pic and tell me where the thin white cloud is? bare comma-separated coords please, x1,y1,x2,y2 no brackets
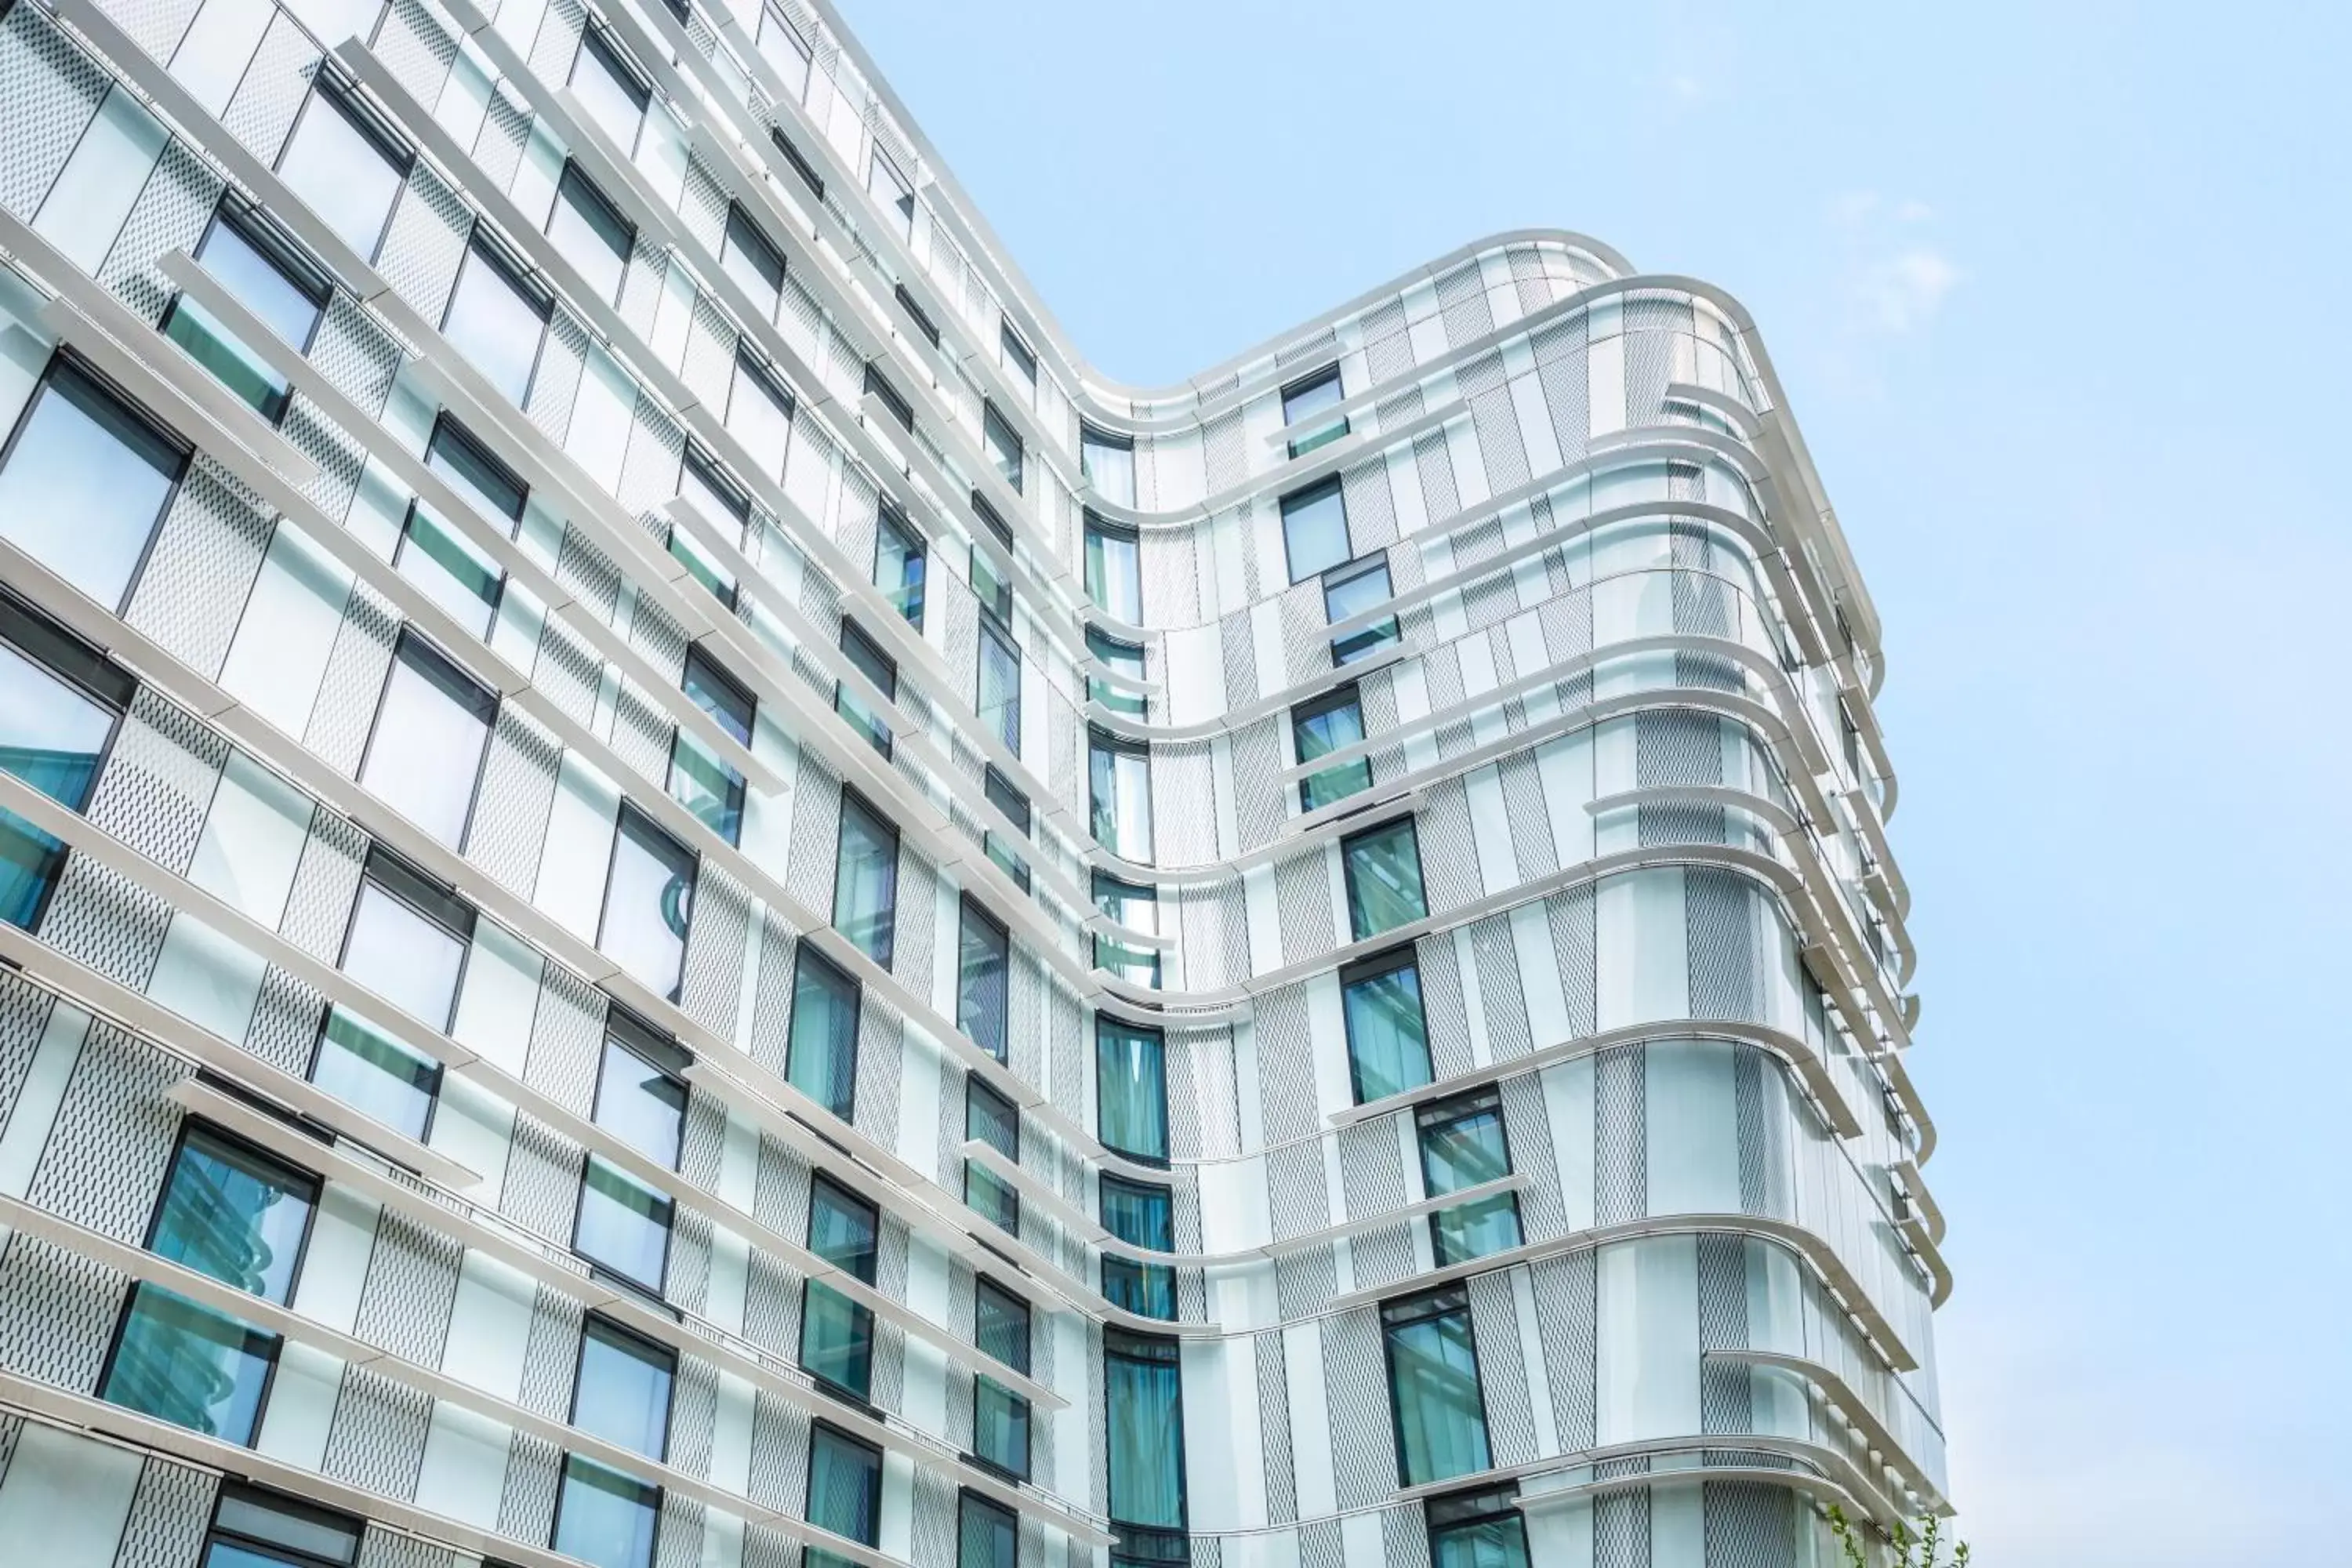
1860,246,1962,335
1824,190,1963,370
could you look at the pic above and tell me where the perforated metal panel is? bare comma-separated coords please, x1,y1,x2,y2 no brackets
26,1023,185,1241
218,13,317,163
0,5,109,221
89,688,230,874
0,1231,126,1389
351,1208,463,1365
466,706,562,896
95,140,220,327
0,974,56,1132
495,1428,561,1542
1594,1044,1646,1226
303,583,400,775
124,455,275,681
111,1455,218,1568
321,1363,432,1499
375,163,472,325
1704,1481,1795,1568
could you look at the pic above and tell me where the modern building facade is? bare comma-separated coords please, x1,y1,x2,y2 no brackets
0,0,1947,1563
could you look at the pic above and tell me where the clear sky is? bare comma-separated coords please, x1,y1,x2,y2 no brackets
829,3,2352,1561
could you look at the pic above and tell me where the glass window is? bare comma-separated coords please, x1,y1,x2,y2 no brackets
958,1493,1018,1568
600,806,696,1003
572,1313,674,1458
957,895,1009,1062
1324,554,1400,666
977,615,1021,755
0,356,187,612
163,205,328,423
768,125,825,201
893,283,939,347
1293,683,1372,812
997,321,1036,401
1086,626,1147,720
1080,423,1135,509
728,349,794,479
805,1424,882,1566
674,445,748,604
802,1176,877,1399
671,645,753,845
964,1075,1018,1235
202,1483,362,1568
970,493,1015,626
1283,365,1349,459
832,789,898,968
0,595,125,929
1104,1329,1185,1537
982,766,1029,893
873,502,926,628
310,1007,439,1139
570,24,649,152
574,1154,673,1291
441,237,549,406
1417,1088,1523,1266
754,2,811,100
149,1123,318,1305
276,86,408,262
427,414,528,528
785,945,858,1120
1381,1287,1491,1486
972,1278,1029,1479
1083,512,1141,622
721,201,786,319
1096,1015,1167,1165
1426,1486,1533,1568
102,1284,276,1443
595,1018,689,1169
340,848,472,1029
835,618,896,757
866,151,914,236
982,402,1022,493
397,418,522,637
1341,948,1432,1105
863,364,913,432
1342,818,1427,941
549,162,636,305
1091,873,1159,991
358,632,494,849
1279,477,1352,584
1099,1175,1174,1321
552,1454,659,1568
1089,730,1152,863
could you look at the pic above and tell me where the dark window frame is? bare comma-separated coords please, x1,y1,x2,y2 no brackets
1378,1283,1493,1490
1278,474,1352,585
548,158,640,305
1340,815,1428,943
893,282,940,347
863,363,914,431
441,226,554,405
142,1118,323,1305
1338,945,1432,1106
201,1483,363,1568
1414,1085,1523,1266
0,585,132,931
567,1308,679,1460
274,76,414,264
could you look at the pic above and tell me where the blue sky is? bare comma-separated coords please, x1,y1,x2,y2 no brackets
830,3,2352,1561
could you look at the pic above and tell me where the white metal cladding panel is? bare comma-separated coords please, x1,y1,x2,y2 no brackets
376,0,458,107
466,706,564,898
1705,1480,1799,1567
496,1428,562,1541
521,960,602,1121
287,397,373,525
497,1109,583,1242
0,4,109,220
1594,1044,1646,1226
1696,1232,1751,1436
24,1023,184,1240
376,162,474,325
744,908,799,1081
681,862,753,1036
90,688,232,874
1733,1047,1790,1218
1413,927,1473,1081
351,1208,465,1366
527,308,590,445
311,294,405,419
360,1521,463,1568
782,749,840,916
524,0,586,88
218,9,318,163
0,973,56,1128
0,1230,128,1388
1467,1267,1537,1468
616,391,688,514
743,1388,811,1515
1496,750,1557,883
1548,883,1599,1036
609,676,675,784
245,962,327,1076
93,136,218,324
38,856,175,991
473,86,533,197
1466,912,1533,1062
1319,1305,1392,1511
112,1454,219,1568
321,1361,434,1498
852,996,904,1151
302,581,401,778
124,454,278,681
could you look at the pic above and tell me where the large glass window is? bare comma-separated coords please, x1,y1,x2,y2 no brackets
1279,477,1351,584
1381,1287,1491,1487
957,895,1010,1062
983,766,1030,893
829,791,898,969
785,945,859,1120
1089,730,1152,863
570,24,649,152
1341,948,1432,1105
600,806,697,1003
866,151,914,235
1283,364,1349,459
149,1123,319,1305
754,2,812,100
964,1075,1018,1236
277,85,409,262
572,1313,674,1458
163,204,328,423
0,594,126,929
1324,554,1400,666
971,1278,1030,1479
728,349,794,479
441,236,550,406
958,1493,1018,1568
398,417,523,637
0,356,187,612
1097,1015,1168,1166
721,201,786,319
1092,873,1160,991
1426,1486,1533,1568
982,402,1023,493
1083,512,1142,623
671,645,753,846
835,618,896,758
1293,683,1373,812
977,615,1021,755
552,1455,659,1568
574,1154,673,1293
1104,1329,1186,1555
801,1175,877,1399
863,364,913,432
549,162,636,305
1417,1088,1523,1265
1080,424,1135,509
101,1284,278,1442
997,321,1036,403
312,851,466,1139
1099,1175,1174,1322
969,494,1015,626
358,632,494,850
1086,626,1147,720
893,284,938,347
673,445,747,608
805,1424,883,1568
1342,818,1428,941
201,1484,362,1568
596,1014,689,1169
873,502,926,628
